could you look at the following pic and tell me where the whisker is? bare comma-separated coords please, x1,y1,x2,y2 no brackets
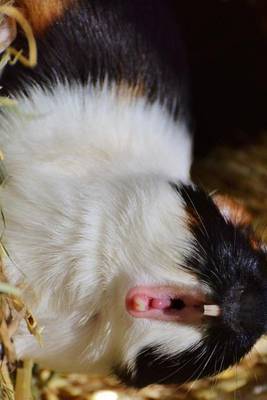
182,186,210,239
155,342,205,384
185,342,219,394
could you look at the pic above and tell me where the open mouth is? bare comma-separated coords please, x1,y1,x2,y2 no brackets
126,286,220,323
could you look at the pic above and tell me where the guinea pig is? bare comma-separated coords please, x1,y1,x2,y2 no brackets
0,0,266,389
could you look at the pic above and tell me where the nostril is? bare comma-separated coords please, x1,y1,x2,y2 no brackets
221,287,267,335
220,289,243,331
240,292,254,314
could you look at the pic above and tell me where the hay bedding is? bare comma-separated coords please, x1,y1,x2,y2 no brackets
0,2,267,400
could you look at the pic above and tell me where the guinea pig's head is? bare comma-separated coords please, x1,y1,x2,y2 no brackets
114,183,267,388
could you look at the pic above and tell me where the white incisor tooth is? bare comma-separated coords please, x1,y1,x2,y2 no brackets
134,297,147,312
203,304,221,317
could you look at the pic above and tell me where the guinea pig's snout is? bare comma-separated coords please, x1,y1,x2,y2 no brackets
221,286,267,334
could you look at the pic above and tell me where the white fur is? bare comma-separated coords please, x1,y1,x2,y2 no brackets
0,83,205,375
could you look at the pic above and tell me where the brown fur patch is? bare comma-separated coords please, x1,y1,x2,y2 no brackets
16,0,75,34
213,194,261,250
213,194,252,226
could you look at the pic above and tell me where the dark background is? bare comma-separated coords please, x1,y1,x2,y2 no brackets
172,0,267,155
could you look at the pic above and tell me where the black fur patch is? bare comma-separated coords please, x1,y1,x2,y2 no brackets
117,332,250,388
117,184,267,388
1,0,191,124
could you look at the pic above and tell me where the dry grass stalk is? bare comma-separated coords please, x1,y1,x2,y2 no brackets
0,2,37,68
0,244,37,399
0,0,37,107
0,151,40,398
0,4,39,397
0,360,14,400
0,250,38,400
15,360,33,400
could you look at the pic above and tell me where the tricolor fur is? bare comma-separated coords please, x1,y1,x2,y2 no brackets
0,0,266,388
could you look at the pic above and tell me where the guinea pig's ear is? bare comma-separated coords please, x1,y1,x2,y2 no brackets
17,0,74,34
212,194,252,226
